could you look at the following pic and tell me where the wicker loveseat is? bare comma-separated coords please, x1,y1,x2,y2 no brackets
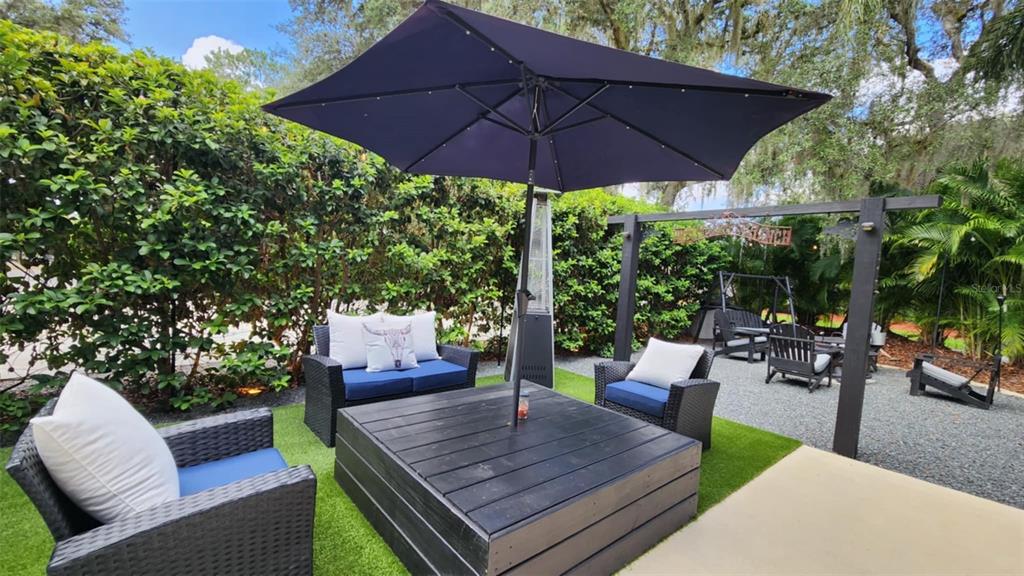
5,404,317,576
595,348,720,450
302,324,479,446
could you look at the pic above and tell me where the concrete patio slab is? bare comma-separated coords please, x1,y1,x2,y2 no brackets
623,445,1024,575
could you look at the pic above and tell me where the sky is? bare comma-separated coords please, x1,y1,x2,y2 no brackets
117,0,293,69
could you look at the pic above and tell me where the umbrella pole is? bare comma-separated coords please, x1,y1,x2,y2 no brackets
510,138,538,429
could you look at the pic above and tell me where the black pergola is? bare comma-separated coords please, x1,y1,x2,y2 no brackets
608,195,942,458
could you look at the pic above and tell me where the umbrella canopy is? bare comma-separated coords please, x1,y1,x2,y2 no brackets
263,0,830,191
263,0,830,425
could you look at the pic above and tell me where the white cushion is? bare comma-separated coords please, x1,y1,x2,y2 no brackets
30,373,179,523
922,362,970,387
727,336,767,347
363,321,419,372
814,353,831,373
870,325,886,347
627,338,705,389
383,312,440,362
842,323,886,347
328,311,378,368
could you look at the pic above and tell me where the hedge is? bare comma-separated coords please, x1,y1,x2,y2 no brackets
0,21,726,424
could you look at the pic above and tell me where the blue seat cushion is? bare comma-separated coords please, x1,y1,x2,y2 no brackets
406,360,468,392
178,447,287,497
343,369,413,400
605,380,668,418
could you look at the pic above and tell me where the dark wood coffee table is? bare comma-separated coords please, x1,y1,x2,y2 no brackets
335,382,701,575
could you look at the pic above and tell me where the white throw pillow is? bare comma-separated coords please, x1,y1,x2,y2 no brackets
383,311,440,362
363,321,419,372
626,338,705,389
328,310,379,368
30,373,179,523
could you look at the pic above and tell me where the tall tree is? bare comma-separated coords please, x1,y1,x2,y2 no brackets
204,48,286,90
0,0,128,43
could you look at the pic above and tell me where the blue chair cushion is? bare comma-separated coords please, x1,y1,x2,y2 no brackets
605,380,668,418
406,360,468,392
343,369,414,400
178,447,287,497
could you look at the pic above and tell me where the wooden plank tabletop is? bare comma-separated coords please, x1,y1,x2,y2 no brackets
342,382,698,537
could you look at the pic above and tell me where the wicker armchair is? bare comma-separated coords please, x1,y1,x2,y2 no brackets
303,324,479,446
5,402,316,576
595,349,720,450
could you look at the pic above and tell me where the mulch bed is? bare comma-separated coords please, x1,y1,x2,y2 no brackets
878,334,1024,395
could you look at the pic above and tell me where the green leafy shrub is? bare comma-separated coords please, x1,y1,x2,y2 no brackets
0,22,727,421
553,190,728,356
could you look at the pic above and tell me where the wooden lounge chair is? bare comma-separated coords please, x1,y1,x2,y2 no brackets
832,322,886,372
713,308,768,362
766,323,834,392
908,355,998,410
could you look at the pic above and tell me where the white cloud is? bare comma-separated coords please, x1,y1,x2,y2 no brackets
181,35,244,70
856,58,1022,121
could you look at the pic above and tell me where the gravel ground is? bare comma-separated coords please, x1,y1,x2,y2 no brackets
708,357,1024,510
480,352,1024,510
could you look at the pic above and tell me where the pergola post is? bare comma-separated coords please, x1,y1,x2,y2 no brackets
614,214,641,361
832,197,885,458
607,194,939,459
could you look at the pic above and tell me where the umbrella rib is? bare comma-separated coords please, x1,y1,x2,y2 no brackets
539,90,565,190
539,84,608,136
404,88,523,172
547,76,830,101
481,116,527,135
266,79,521,112
546,84,725,179
543,115,608,137
427,1,527,71
455,86,529,135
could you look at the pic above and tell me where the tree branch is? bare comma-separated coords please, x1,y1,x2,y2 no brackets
597,0,630,49
889,1,936,80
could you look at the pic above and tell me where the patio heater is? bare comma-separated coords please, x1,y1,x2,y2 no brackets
504,190,554,388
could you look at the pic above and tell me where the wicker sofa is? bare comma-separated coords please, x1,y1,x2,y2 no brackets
302,324,479,446
595,348,720,450
5,403,316,576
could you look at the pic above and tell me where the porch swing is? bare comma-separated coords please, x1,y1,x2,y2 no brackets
907,265,1004,410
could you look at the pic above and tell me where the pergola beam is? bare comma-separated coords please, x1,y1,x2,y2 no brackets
607,195,941,224
608,194,942,460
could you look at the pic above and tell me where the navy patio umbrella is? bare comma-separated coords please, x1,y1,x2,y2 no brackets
264,0,830,424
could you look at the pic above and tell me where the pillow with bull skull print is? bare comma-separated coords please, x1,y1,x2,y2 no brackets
363,321,419,372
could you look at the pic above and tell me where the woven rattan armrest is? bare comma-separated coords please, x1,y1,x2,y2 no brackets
594,361,636,406
48,465,316,576
160,408,273,468
438,344,479,386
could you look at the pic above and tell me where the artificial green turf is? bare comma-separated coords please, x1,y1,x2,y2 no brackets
1,368,799,575
0,445,52,575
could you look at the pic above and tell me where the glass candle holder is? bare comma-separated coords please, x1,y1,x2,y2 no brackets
517,389,530,420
